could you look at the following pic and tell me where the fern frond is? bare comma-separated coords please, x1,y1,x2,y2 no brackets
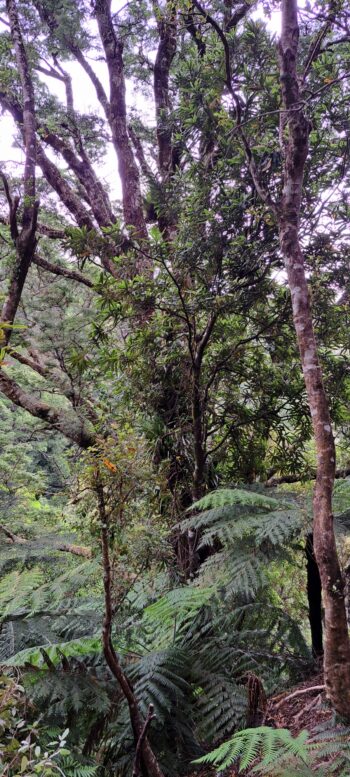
59,757,99,777
143,586,214,639
194,726,310,772
194,673,247,741
0,568,44,616
130,647,191,722
190,489,281,512
252,510,302,545
6,636,103,667
184,489,302,557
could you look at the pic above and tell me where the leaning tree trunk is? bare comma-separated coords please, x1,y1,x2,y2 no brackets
279,0,350,717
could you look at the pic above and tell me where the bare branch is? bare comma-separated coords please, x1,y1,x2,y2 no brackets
70,45,110,116
32,253,94,288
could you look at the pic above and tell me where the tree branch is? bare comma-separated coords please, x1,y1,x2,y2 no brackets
33,253,94,288
0,367,95,448
2,0,39,346
153,0,177,177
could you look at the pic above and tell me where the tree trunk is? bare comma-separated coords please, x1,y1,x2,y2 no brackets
95,475,165,777
279,0,350,717
305,533,323,659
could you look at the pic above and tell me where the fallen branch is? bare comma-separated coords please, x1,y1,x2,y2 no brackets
294,693,322,723
0,525,92,557
0,524,27,543
275,685,325,708
265,467,350,487
57,543,92,558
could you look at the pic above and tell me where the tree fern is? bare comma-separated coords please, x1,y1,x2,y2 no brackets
191,488,282,512
129,647,191,722
0,568,45,616
59,757,99,777
183,488,304,600
195,722,350,776
194,672,248,741
194,726,310,772
185,488,302,546
142,585,215,644
6,636,103,667
306,723,350,776
0,553,102,663
0,621,14,661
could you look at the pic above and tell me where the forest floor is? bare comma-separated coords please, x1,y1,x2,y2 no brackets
266,671,330,734
189,671,334,776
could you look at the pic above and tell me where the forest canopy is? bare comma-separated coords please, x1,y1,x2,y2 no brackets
1,0,350,775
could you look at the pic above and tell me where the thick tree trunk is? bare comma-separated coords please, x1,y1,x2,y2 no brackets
279,0,350,717
2,0,38,343
93,0,149,251
153,2,177,178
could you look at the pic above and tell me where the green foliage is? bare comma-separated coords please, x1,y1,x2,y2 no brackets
194,722,350,776
194,725,309,772
183,488,305,596
0,672,98,777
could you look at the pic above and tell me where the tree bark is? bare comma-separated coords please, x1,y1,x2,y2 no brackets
2,0,38,344
93,0,149,254
153,2,177,178
278,0,350,717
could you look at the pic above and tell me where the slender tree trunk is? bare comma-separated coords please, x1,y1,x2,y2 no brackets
192,367,206,503
95,474,165,777
279,0,350,717
305,533,323,659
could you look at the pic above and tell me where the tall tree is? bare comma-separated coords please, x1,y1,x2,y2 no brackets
277,0,350,717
